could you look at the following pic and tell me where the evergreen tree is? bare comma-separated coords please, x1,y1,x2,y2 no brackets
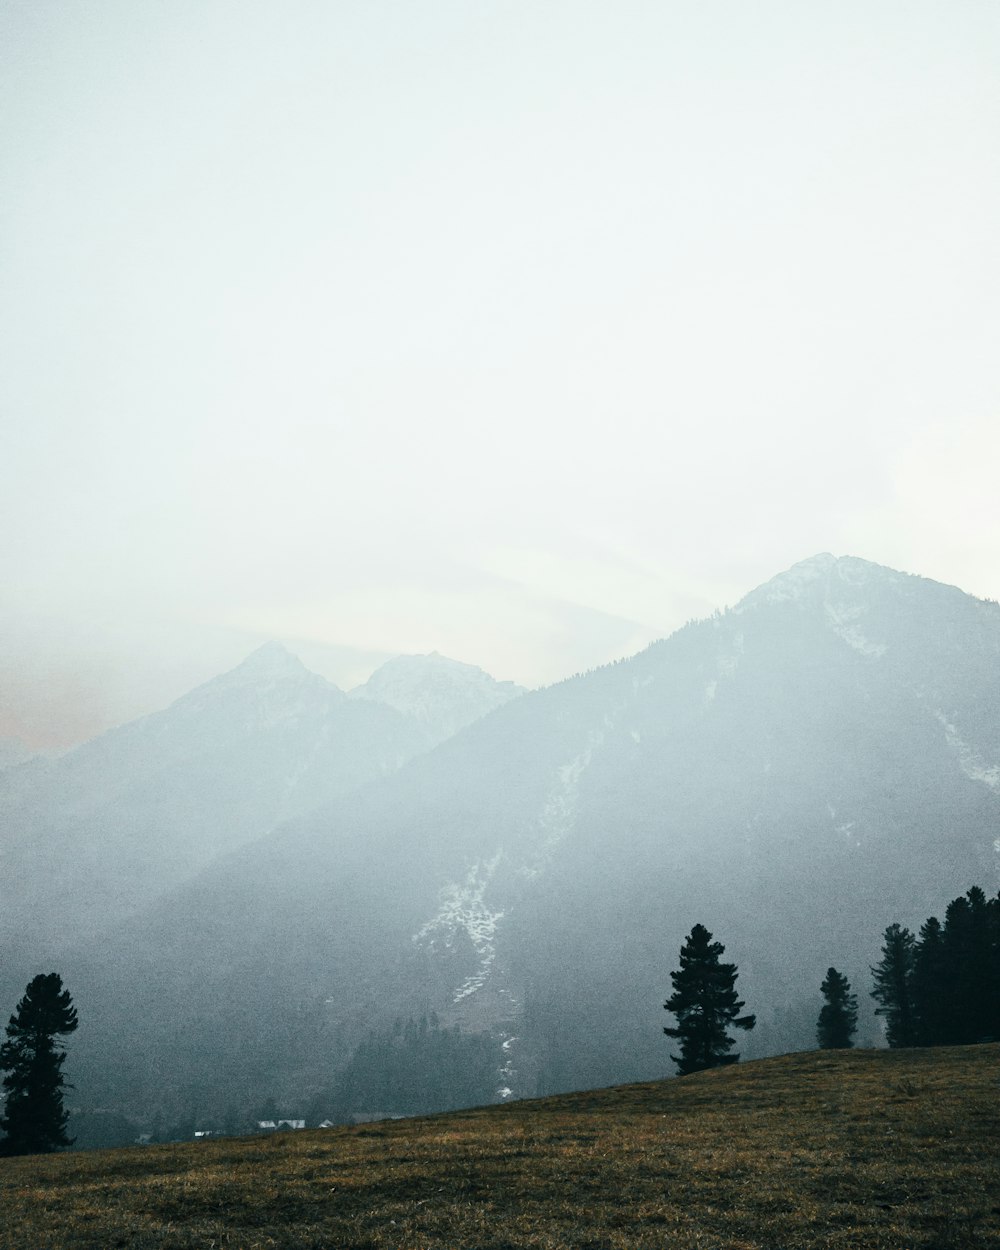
941,893,975,1042
987,889,1000,1042
870,923,917,1047
663,923,756,1075
816,967,858,1049
0,973,79,1155
940,887,998,1043
911,915,949,1046
880,887,1000,1049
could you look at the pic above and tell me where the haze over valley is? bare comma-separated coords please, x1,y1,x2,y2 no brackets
2,554,999,1139
2,2,999,1156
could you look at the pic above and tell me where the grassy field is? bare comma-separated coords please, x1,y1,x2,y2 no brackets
1,1045,997,1250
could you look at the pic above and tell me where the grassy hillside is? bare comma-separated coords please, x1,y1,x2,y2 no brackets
1,1046,997,1249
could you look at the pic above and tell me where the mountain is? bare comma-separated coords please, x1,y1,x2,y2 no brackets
349,652,526,746
36,556,1000,1119
0,737,35,771
0,643,522,963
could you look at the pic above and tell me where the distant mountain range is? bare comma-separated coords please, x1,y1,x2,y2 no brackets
0,646,525,960
6,554,1000,1125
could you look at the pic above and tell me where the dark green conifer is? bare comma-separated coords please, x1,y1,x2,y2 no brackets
663,923,756,1075
912,915,949,1045
870,924,917,1047
941,887,998,1042
816,967,858,1049
0,973,79,1155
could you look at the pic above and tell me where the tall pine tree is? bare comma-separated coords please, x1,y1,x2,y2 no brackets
816,967,858,1049
0,973,79,1155
870,924,917,1047
664,924,755,1075
940,887,999,1043
911,915,949,1046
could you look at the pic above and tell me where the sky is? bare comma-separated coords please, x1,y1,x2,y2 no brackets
2,0,999,749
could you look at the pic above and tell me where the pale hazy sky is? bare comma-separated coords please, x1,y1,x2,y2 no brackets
2,1,999,748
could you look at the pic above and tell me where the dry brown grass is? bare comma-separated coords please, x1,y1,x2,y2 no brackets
1,1045,997,1249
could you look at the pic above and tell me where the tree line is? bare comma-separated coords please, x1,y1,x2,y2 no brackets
2,885,997,1153
663,884,1000,1073
870,885,1000,1048
0,988,499,1155
320,1014,500,1118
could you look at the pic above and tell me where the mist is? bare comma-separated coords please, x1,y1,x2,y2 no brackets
2,1,998,746
2,1,1000,1157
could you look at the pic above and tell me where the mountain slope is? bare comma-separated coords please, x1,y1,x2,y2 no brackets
54,556,1000,1114
0,644,427,955
0,738,34,771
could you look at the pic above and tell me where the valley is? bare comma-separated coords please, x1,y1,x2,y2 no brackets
3,554,1000,1132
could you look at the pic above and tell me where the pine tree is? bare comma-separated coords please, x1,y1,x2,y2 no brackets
941,893,975,1042
912,915,949,1046
988,889,1000,1042
816,967,858,1048
870,923,917,1047
663,923,756,1075
0,973,79,1155
941,887,997,1043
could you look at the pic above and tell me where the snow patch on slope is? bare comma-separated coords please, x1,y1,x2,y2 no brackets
411,732,602,1011
824,602,887,658
935,712,1000,790
412,853,506,1003
520,729,607,880
497,1032,518,1101
413,701,630,1014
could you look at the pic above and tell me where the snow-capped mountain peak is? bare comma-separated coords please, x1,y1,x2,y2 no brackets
349,652,526,744
734,553,908,613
